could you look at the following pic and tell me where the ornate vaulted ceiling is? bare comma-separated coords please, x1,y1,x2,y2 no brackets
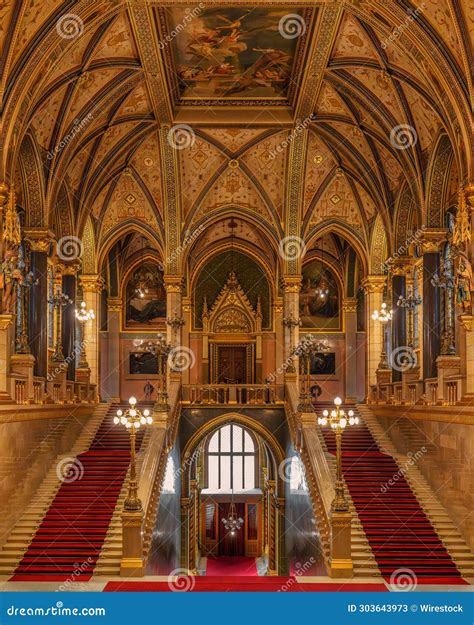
0,0,471,276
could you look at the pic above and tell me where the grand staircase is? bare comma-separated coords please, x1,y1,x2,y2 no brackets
2,402,151,581
319,405,473,581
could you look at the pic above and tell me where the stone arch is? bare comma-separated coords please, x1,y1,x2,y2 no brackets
180,413,285,497
426,134,455,228
18,133,45,227
370,214,388,274
81,216,97,274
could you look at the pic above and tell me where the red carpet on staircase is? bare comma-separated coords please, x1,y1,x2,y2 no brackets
318,407,466,584
10,403,150,582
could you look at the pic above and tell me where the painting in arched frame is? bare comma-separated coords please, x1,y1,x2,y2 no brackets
125,262,166,328
299,260,341,330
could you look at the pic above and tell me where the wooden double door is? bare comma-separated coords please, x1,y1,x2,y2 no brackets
202,501,261,557
217,346,248,384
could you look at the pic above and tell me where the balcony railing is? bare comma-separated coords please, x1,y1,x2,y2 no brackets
182,384,284,406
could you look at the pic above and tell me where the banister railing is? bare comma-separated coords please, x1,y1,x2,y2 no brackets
284,381,333,564
182,384,284,405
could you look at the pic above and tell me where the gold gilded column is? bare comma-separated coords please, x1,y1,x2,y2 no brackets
362,276,386,390
79,274,104,388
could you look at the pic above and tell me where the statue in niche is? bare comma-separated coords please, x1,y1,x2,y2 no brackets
125,262,166,327
455,253,473,314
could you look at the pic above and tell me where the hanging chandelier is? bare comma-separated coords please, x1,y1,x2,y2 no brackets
222,502,244,535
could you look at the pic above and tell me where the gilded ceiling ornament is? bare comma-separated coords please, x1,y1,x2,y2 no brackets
452,189,471,249
2,187,21,249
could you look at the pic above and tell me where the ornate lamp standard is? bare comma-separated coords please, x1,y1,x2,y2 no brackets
431,255,456,355
166,311,185,346
113,396,153,511
318,397,359,512
48,286,72,362
143,333,172,408
396,287,422,349
75,301,95,368
295,333,330,411
371,302,392,369
282,312,301,373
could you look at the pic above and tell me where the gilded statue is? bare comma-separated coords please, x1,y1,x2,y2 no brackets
455,253,473,314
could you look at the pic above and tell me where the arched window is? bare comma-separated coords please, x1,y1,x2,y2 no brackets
207,424,256,491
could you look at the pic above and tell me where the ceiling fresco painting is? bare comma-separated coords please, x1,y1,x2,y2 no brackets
159,7,313,104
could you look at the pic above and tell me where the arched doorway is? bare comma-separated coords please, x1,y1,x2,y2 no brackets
180,415,285,576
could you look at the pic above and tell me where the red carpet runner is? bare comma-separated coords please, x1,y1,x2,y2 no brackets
104,578,387,592
11,403,148,581
205,556,258,576
319,408,464,581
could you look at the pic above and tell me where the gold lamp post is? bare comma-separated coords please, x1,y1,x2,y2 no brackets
114,396,153,511
371,302,392,369
74,301,95,368
318,397,359,512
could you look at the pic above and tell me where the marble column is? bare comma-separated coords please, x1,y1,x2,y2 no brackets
105,297,122,401
342,298,358,402
273,298,284,385
165,276,185,386
25,230,54,378
421,233,445,380
282,277,301,380
391,269,407,383
61,264,77,381
79,274,104,387
459,315,474,396
362,275,386,388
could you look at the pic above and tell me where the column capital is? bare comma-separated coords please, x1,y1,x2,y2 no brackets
61,259,82,276
342,298,358,313
361,275,386,293
108,297,123,312
458,314,474,332
80,274,105,293
24,228,55,253
387,255,414,276
281,276,302,293
419,228,448,253
163,275,184,293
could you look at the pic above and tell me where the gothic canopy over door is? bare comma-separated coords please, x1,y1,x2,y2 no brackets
202,271,262,334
